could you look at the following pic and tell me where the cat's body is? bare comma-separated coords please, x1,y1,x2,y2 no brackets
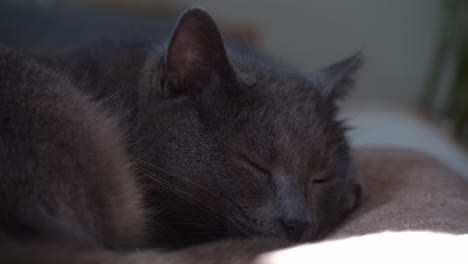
0,44,148,249
0,8,364,263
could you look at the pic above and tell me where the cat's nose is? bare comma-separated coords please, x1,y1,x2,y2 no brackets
280,217,309,242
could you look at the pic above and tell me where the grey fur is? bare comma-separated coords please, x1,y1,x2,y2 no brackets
0,7,364,262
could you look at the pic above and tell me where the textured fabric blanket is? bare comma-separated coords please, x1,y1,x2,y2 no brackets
330,146,468,238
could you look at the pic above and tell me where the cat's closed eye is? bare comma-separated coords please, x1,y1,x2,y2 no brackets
312,173,334,184
238,154,271,178
312,177,331,184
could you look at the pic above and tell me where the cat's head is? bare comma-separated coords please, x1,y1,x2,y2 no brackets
141,8,365,245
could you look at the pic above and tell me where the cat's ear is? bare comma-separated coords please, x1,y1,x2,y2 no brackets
311,52,364,101
161,8,236,97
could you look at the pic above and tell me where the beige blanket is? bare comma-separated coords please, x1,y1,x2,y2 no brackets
331,146,468,237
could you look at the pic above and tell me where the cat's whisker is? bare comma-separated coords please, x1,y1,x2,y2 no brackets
136,157,215,192
229,218,259,236
136,167,192,196
136,167,196,202
134,157,224,202
135,166,226,221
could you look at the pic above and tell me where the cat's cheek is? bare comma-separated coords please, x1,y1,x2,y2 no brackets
308,182,345,230
228,173,271,206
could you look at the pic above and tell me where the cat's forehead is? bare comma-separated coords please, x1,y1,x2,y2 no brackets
224,69,335,156
219,55,345,159
234,63,328,128
233,58,322,104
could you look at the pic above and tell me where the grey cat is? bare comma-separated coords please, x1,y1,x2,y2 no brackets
0,7,364,263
